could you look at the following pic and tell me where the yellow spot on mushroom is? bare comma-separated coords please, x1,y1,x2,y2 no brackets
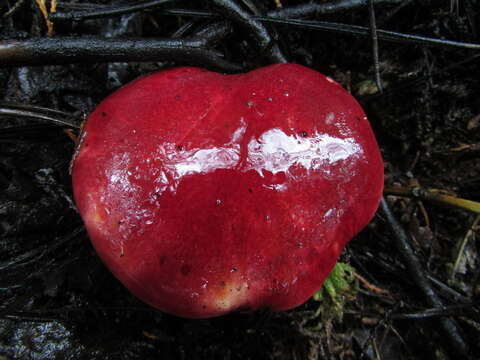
83,198,111,236
211,280,250,311
86,204,103,225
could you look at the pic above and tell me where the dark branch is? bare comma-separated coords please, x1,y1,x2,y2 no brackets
158,9,480,50
391,302,480,320
190,21,235,47
49,0,175,22
208,0,287,64
256,17,480,50
0,37,243,72
368,0,383,93
380,197,471,359
0,103,80,128
360,53,480,102
268,0,404,19
52,0,404,21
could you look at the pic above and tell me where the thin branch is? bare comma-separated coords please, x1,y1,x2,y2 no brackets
48,2,479,55
450,214,480,282
428,275,471,303
368,0,383,93
391,302,480,320
170,21,197,39
190,21,235,47
49,0,175,22
361,53,480,102
52,0,404,20
353,272,391,296
255,17,480,50
384,186,480,214
159,9,480,50
268,0,404,19
380,197,471,359
0,37,242,72
2,0,27,18
159,8,216,18
209,0,287,63
34,0,54,35
378,0,414,26
53,0,288,64
0,103,80,128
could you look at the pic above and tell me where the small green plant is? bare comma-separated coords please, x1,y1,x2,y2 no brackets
312,262,357,321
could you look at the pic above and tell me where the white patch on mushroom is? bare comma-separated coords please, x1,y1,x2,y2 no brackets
263,183,288,192
106,153,142,196
245,129,362,175
171,147,240,178
210,280,251,311
155,122,246,191
324,208,334,218
102,152,155,242
322,207,345,226
154,123,362,194
325,112,335,124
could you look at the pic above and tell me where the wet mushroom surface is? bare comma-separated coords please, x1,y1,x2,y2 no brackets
1,1,479,359
72,64,383,318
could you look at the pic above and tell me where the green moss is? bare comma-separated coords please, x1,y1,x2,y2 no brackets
312,262,357,321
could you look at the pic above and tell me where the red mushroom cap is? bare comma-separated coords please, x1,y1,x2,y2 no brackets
72,64,384,318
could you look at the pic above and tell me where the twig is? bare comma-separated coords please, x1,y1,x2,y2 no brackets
380,197,471,358
190,21,235,47
450,214,480,282
353,272,391,296
209,0,287,63
273,0,283,8
0,103,80,128
50,0,57,14
170,22,196,39
58,0,289,64
34,0,54,35
361,53,480,102
428,275,471,303
385,186,480,214
465,0,478,39
359,304,399,358
391,302,480,320
255,17,480,50
160,8,480,50
52,0,404,21
0,37,242,72
49,0,175,22
2,0,27,18
64,129,79,145
241,0,261,15
359,246,472,303
378,0,414,25
50,2,479,52
368,0,383,93
268,0,404,19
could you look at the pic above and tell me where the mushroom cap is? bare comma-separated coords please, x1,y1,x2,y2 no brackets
72,64,384,318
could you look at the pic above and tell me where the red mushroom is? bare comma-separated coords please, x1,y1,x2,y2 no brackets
72,63,384,318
